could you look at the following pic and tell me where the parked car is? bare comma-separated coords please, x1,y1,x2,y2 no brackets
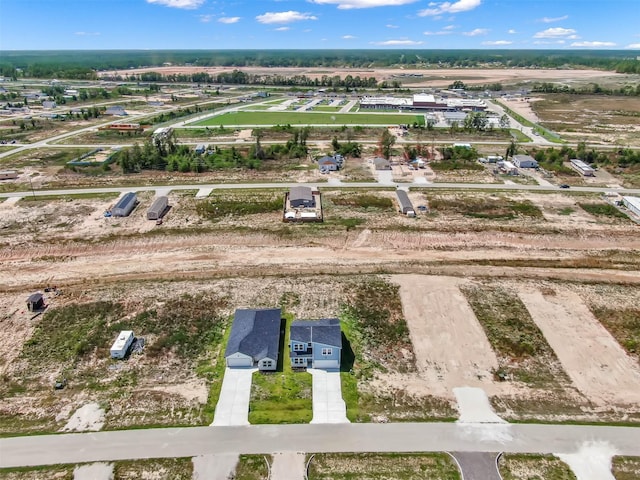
559,184,570,189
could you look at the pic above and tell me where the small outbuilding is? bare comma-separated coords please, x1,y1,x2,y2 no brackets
110,330,135,359
147,196,168,220
0,170,18,180
318,156,339,171
289,186,315,208
512,154,538,169
26,293,45,312
396,189,415,217
195,144,206,154
623,196,640,217
104,106,127,116
112,192,138,217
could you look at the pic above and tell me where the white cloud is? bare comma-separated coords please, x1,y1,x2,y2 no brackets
508,29,516,34
533,27,577,38
342,35,357,39
482,40,512,45
218,17,241,24
146,0,204,9
370,39,424,45
626,43,640,49
533,40,565,45
423,30,453,36
463,28,489,36
386,24,399,28
540,15,568,23
275,26,290,31
75,31,101,36
256,11,318,24
571,41,616,47
443,25,456,30
199,15,213,23
418,0,482,17
309,0,418,9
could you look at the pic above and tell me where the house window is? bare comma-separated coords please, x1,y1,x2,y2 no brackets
308,342,312,348
321,348,332,356
262,361,273,368
293,343,305,351
293,358,306,365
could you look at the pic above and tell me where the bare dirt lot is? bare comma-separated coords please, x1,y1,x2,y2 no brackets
518,287,640,406
102,66,627,88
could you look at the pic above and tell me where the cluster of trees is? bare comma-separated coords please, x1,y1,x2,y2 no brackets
331,136,362,157
2,49,638,80
532,82,640,96
525,144,640,174
116,127,322,174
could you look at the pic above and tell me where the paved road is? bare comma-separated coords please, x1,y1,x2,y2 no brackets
2,423,639,468
450,452,502,480
2,181,639,200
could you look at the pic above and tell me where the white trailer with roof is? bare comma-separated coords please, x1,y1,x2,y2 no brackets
570,158,595,177
110,330,134,359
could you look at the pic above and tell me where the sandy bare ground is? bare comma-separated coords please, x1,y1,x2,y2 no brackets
499,97,543,124
391,275,503,397
518,288,640,406
101,66,625,87
73,462,114,480
61,402,105,432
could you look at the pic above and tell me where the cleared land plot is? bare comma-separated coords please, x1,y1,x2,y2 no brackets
589,307,640,362
532,94,640,146
392,275,499,397
0,458,193,480
307,453,461,480
498,454,576,480
518,287,640,406
190,111,424,126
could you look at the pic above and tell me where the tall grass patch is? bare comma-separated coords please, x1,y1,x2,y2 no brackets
461,285,569,387
590,308,640,360
428,195,543,220
578,202,629,220
499,454,576,480
331,193,393,210
308,453,461,480
196,191,283,221
612,456,640,480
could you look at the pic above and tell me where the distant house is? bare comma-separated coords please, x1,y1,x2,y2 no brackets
290,318,342,370
225,308,282,371
26,293,45,312
318,155,339,171
104,106,127,116
512,154,538,169
42,101,57,109
373,157,391,170
289,186,315,208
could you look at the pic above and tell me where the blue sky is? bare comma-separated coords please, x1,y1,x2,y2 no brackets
1,0,639,50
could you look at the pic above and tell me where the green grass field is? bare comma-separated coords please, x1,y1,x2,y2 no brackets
190,111,424,127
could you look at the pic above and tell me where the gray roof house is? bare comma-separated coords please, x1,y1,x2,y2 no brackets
104,105,127,116
289,186,315,208
225,308,282,371
318,156,339,171
373,157,391,170
290,318,342,370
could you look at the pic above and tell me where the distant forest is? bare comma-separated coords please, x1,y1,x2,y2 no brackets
0,49,639,80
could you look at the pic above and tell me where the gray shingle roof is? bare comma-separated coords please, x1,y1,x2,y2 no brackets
290,186,313,202
291,318,342,348
225,308,282,361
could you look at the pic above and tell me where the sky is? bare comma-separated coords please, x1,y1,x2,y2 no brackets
1,0,639,50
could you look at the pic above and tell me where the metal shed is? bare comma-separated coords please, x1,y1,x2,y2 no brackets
290,186,315,208
112,192,137,217
147,196,168,220
26,293,44,312
396,189,415,216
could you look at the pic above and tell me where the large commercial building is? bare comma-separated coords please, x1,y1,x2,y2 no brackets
359,93,487,112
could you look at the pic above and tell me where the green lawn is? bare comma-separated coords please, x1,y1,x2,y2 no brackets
190,111,424,127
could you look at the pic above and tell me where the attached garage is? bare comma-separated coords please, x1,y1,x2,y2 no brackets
226,352,253,368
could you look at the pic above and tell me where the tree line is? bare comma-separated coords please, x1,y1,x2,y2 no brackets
1,49,638,79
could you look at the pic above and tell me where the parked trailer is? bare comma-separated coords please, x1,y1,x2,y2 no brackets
147,196,168,220
396,189,416,217
112,192,137,217
0,170,18,180
570,158,595,177
110,330,134,359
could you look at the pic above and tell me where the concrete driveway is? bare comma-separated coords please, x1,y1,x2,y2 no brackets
308,369,349,424
211,367,256,426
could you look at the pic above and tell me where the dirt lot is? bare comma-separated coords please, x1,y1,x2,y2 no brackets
104,66,628,88
1,187,640,432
